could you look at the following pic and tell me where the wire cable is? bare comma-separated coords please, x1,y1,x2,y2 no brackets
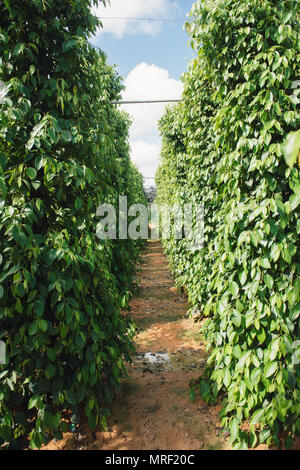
97,16,191,22
112,99,181,104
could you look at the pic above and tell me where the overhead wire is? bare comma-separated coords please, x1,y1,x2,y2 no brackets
97,16,191,22
112,99,182,104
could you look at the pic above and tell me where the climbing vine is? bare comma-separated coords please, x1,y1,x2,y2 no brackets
0,0,146,449
156,0,300,449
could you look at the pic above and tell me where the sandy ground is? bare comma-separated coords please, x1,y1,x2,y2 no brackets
43,240,300,451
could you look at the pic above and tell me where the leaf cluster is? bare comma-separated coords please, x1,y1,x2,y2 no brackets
156,0,300,449
0,0,146,449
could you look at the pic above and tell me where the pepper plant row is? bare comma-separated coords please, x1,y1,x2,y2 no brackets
156,0,299,449
0,0,146,449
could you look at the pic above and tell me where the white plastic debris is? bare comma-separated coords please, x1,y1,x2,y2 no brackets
143,352,170,364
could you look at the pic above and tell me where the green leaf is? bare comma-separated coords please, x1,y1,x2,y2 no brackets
270,244,281,262
75,197,83,210
0,426,12,442
257,328,266,344
288,288,297,306
251,368,262,386
230,417,239,441
264,274,273,289
239,271,247,286
28,320,38,336
47,347,56,362
66,390,77,405
189,387,196,402
229,281,239,297
264,361,277,379
290,303,300,322
259,428,271,443
28,394,39,410
251,408,265,425
63,39,78,52
236,351,251,372
260,257,271,269
223,368,231,387
48,127,57,143
39,319,48,332
283,130,300,168
284,435,294,450
61,130,72,142
265,90,273,109
0,177,7,198
35,156,44,171
35,299,45,317
26,167,37,180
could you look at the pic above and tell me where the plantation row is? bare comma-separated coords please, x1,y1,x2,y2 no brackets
0,1,146,449
156,0,300,449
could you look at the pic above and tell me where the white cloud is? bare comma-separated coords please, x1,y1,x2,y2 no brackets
93,0,179,38
130,140,160,180
121,62,183,140
118,63,183,180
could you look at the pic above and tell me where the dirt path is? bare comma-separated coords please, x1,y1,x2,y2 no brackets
44,240,230,450
95,240,230,451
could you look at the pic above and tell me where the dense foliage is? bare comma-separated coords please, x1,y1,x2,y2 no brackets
156,0,300,449
0,0,146,449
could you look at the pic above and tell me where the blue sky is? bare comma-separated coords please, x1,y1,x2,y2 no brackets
90,0,196,184
92,5,195,80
